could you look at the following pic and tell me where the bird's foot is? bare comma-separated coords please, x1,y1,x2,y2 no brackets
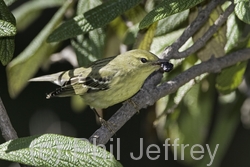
92,108,115,134
98,117,115,134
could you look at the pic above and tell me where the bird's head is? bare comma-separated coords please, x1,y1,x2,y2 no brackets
117,49,173,74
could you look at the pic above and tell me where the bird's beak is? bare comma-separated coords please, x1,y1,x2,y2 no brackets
153,59,173,72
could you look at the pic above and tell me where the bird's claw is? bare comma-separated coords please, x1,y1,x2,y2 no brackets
99,117,115,134
128,99,140,113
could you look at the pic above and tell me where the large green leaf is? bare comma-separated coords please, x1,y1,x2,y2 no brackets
6,1,73,98
155,9,189,36
234,0,248,3
150,28,185,55
216,61,247,94
224,13,245,53
47,0,141,42
71,28,106,67
12,0,65,31
235,0,250,24
225,10,250,53
0,36,14,65
155,56,210,165
139,0,204,29
0,0,16,65
0,0,15,33
0,134,122,167
76,0,102,15
194,92,244,167
192,5,226,61
120,5,147,47
137,22,158,50
71,0,105,67
167,77,214,165
0,20,16,37
3,0,16,6
216,8,249,95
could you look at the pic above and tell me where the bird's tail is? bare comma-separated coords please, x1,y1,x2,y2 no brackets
29,71,66,86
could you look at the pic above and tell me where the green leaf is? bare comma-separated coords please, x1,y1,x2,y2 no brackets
234,0,248,3
168,79,214,165
0,134,122,167
137,22,158,50
6,0,73,98
71,0,105,67
117,5,147,46
0,36,14,65
76,0,102,15
194,92,244,167
225,11,250,54
3,0,16,6
150,28,185,55
192,5,226,61
0,0,16,65
139,0,204,29
71,28,106,67
123,24,139,46
0,0,15,23
225,13,244,53
71,95,87,112
216,61,247,94
155,9,189,36
47,0,141,42
154,72,207,142
0,20,16,37
235,1,250,24
12,0,65,31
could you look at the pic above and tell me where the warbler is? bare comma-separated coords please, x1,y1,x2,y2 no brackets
29,49,173,109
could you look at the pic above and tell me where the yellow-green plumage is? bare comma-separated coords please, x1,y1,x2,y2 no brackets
29,49,173,109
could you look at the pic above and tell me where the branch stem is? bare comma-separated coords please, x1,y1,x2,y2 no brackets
0,97,18,141
161,0,227,59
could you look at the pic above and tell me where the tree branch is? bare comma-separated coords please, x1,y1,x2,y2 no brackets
161,0,227,59
89,49,250,145
176,2,235,59
0,97,30,167
156,49,250,99
0,97,18,141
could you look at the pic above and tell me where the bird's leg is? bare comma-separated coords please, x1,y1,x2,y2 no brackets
91,108,101,120
92,108,106,124
92,108,115,133
127,99,140,113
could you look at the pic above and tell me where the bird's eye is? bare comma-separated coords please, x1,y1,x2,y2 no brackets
140,58,148,63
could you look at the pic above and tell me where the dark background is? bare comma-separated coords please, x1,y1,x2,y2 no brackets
0,2,250,167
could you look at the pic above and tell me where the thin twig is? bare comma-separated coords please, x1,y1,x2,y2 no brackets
161,0,227,59
0,97,18,141
0,98,29,167
176,2,235,59
89,48,250,145
157,49,250,98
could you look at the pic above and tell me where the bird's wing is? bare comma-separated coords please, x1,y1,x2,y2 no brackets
46,70,114,98
79,76,110,91
46,83,83,99
37,57,119,98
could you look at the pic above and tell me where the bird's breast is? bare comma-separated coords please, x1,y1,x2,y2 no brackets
82,71,144,109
